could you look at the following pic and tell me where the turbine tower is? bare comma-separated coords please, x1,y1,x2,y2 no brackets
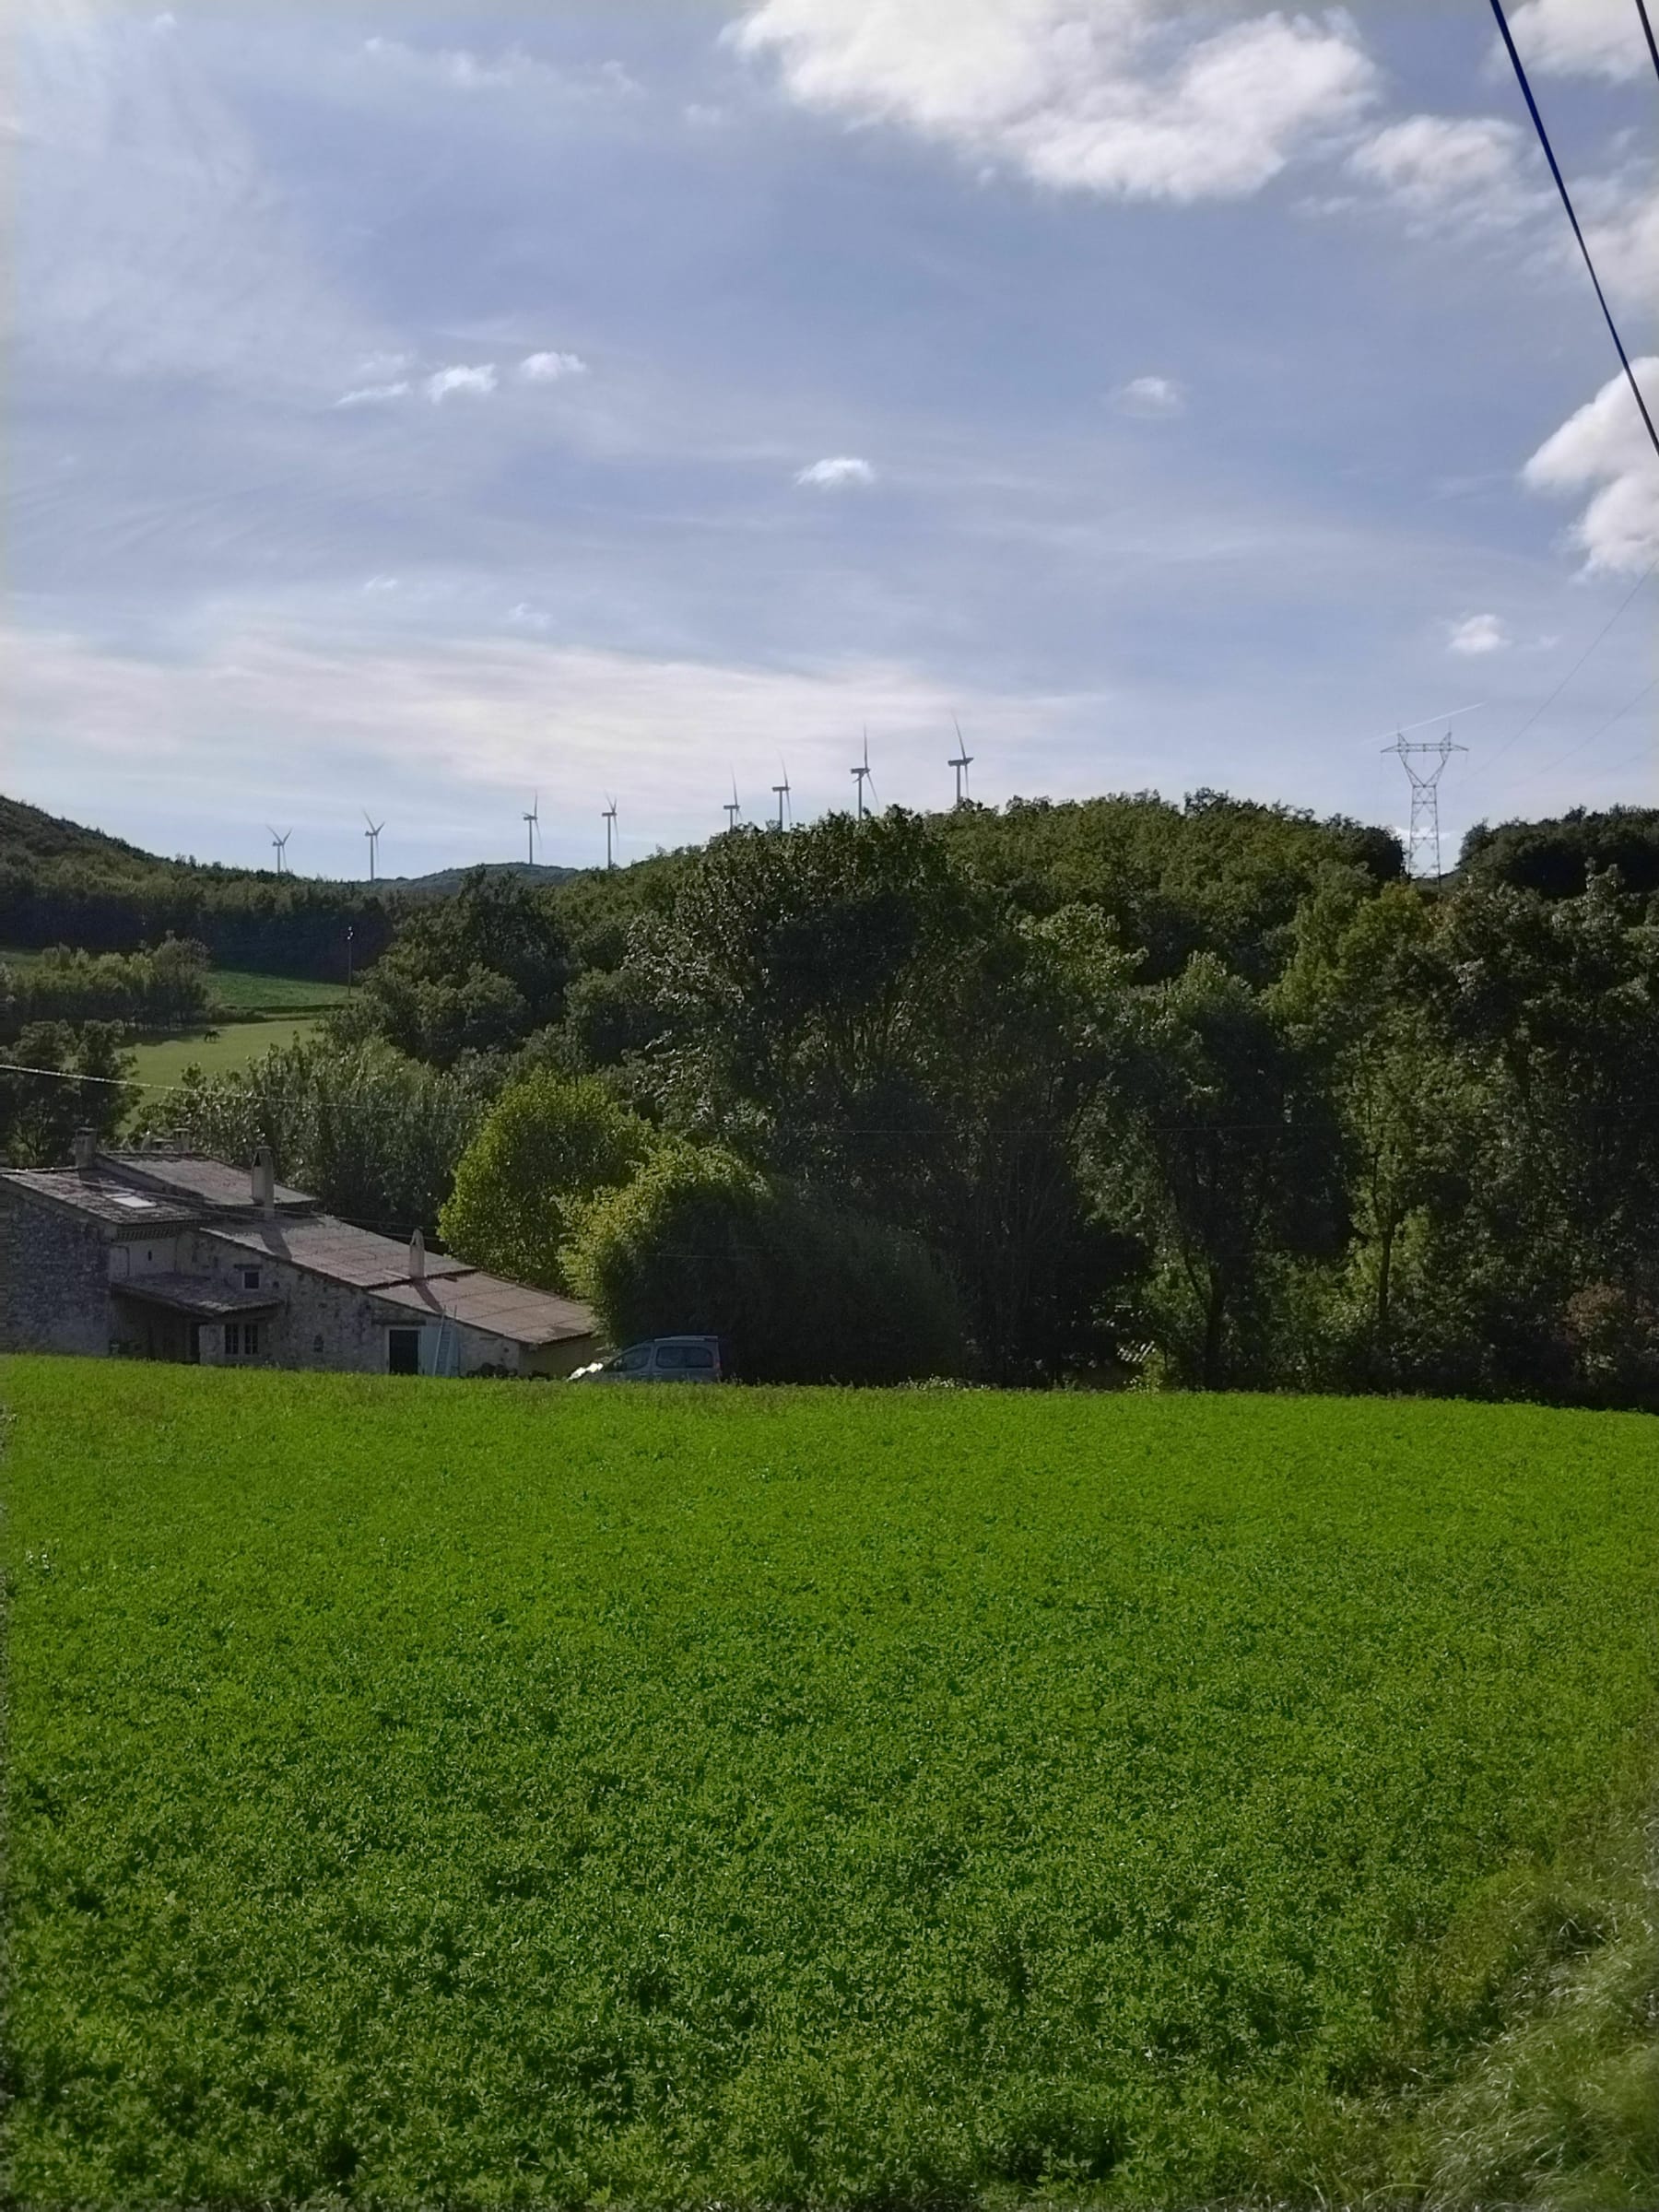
724,775,741,833
363,813,384,883
1383,729,1465,882
771,761,792,831
851,728,875,819
268,827,291,877
523,792,539,866
603,795,618,871
948,716,974,807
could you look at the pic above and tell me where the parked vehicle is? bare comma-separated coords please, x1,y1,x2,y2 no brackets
570,1335,723,1382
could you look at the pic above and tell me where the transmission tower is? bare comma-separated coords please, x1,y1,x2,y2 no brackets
1383,730,1465,881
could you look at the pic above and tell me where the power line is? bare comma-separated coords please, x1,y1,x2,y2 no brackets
1514,677,1657,787
1635,0,1659,91
1487,0,1659,462
1484,555,1659,770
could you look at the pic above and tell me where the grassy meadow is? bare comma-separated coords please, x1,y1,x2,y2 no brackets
4,1360,1656,2207
127,1013,323,1090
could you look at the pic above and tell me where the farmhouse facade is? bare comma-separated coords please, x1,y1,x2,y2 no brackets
0,1136,599,1378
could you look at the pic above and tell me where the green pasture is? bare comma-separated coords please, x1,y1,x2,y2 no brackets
205,968,350,1016
125,1014,322,1091
4,1363,1656,2207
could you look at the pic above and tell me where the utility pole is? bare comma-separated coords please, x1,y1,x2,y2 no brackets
1383,730,1465,882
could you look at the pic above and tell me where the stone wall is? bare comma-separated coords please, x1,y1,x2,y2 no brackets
0,1189,111,1355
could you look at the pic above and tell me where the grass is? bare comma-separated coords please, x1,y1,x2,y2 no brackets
4,1362,1656,2208
127,1015,323,1090
205,970,350,1017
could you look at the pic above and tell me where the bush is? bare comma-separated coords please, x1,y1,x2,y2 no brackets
438,1072,653,1293
567,1143,970,1382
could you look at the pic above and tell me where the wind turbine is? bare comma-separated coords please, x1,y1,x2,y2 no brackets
268,826,291,877
602,794,618,870
362,813,384,882
523,792,539,866
723,774,741,833
851,728,876,819
771,760,792,831
948,716,973,808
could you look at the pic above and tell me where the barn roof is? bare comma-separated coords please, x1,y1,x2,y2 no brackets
374,1271,595,1347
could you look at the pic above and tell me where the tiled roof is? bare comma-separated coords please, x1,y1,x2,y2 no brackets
101,1153,313,1212
0,1169,203,1230
111,1274,283,1320
205,1214,468,1289
375,1271,596,1347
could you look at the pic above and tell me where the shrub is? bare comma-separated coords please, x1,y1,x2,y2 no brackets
567,1143,969,1382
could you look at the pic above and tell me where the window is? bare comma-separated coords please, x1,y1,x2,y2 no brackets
606,1344,652,1373
240,1266,261,1290
654,1342,716,1371
388,1328,422,1376
224,1322,260,1359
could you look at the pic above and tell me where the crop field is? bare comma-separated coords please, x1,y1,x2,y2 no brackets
5,1360,1656,2208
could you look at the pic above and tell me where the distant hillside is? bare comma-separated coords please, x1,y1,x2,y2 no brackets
350,861,581,900
0,795,397,981
0,794,164,875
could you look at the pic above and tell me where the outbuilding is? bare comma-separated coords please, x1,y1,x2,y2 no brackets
0,1135,599,1378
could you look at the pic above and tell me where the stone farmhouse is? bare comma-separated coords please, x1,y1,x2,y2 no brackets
0,1135,599,1378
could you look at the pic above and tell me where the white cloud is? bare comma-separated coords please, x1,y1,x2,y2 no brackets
1445,613,1510,655
518,350,588,382
0,609,1084,856
507,601,552,628
1582,173,1659,315
357,36,640,101
1524,359,1659,574
1347,113,1539,230
335,380,411,407
16,0,383,394
1114,373,1184,417
424,363,498,403
730,0,1379,203
363,575,399,593
1508,0,1646,82
795,454,877,488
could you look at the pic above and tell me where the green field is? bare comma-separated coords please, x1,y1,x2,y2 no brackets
204,968,350,1016
126,1014,322,1091
5,1362,1656,2207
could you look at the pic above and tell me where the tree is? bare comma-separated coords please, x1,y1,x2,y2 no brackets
0,1022,135,1164
566,1143,969,1383
353,871,571,1064
1098,955,1345,1387
439,1072,653,1292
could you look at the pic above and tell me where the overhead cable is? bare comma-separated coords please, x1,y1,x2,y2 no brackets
1487,0,1659,462
1635,0,1659,91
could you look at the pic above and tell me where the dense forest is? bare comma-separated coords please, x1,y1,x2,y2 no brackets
0,795,396,978
55,785,1650,1412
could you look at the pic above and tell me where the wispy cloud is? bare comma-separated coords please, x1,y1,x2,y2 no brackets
1113,374,1185,418
518,350,587,382
1347,114,1541,232
424,363,498,402
1508,0,1647,82
1524,359,1659,574
795,454,876,488
335,380,412,407
731,0,1378,203
1445,612,1510,654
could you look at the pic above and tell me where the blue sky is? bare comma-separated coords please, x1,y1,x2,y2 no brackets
8,0,1656,877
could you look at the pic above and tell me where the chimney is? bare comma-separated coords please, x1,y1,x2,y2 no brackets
73,1126,98,1180
409,1227,427,1281
252,1146,276,1218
